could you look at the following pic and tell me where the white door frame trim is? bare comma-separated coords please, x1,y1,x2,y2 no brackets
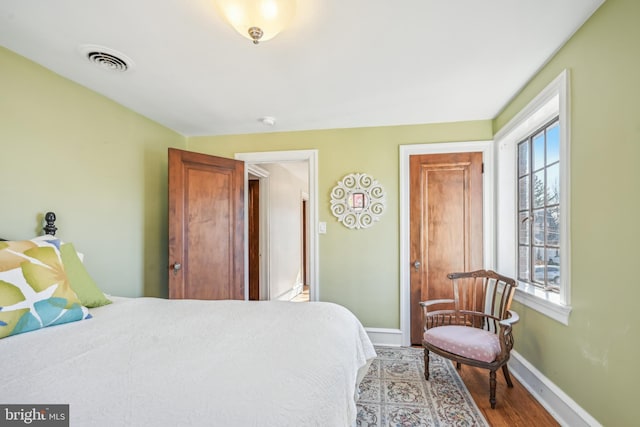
399,141,495,346
236,150,319,302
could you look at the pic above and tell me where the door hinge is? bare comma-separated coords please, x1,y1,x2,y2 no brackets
481,162,484,174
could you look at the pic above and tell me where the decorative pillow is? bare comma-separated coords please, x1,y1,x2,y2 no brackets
0,238,91,339
30,234,59,242
60,243,111,308
33,235,85,261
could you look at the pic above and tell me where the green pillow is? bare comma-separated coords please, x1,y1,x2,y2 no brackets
60,243,111,308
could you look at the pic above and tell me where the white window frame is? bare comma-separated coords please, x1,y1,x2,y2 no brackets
494,69,572,325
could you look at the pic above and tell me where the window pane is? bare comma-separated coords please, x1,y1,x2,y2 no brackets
533,264,546,284
546,248,560,266
548,265,560,288
533,209,545,245
533,170,545,208
518,176,529,210
518,142,529,176
518,246,530,281
533,131,545,171
546,249,560,288
544,254,560,287
547,122,560,165
519,212,530,244
533,246,545,276
547,206,560,246
547,163,560,205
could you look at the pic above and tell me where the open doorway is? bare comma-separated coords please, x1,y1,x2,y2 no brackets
238,150,318,302
291,195,310,302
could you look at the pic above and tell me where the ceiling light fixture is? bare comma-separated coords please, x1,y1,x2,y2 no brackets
215,0,296,45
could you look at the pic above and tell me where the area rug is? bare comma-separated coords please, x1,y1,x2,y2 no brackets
356,346,489,427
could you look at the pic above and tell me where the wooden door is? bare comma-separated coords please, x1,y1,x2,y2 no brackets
168,148,245,300
409,152,483,345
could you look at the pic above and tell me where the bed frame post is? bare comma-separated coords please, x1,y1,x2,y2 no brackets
44,211,57,236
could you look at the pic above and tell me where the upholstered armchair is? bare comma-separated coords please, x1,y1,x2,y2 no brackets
420,270,519,409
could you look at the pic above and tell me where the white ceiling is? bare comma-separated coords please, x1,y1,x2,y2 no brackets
0,0,604,137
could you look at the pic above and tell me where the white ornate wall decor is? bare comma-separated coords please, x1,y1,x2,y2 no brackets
330,173,386,229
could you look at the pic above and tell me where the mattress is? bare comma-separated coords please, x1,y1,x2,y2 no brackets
0,297,376,426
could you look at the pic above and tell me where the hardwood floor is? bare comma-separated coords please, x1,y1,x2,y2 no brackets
411,345,558,426
456,361,559,427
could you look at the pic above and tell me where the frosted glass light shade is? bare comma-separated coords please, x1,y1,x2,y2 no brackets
215,0,296,44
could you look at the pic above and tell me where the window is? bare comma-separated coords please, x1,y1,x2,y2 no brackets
495,70,571,325
517,118,561,292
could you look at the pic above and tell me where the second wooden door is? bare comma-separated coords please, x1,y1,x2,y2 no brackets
409,152,483,345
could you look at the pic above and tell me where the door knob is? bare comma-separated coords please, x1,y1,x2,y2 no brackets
413,260,421,271
171,262,182,274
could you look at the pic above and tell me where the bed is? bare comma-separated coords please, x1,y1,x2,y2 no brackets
0,213,376,426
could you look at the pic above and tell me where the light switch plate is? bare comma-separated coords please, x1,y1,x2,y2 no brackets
318,222,327,234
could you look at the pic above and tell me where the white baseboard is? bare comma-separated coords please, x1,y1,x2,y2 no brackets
365,327,403,347
274,282,303,301
292,282,303,295
273,289,296,301
509,351,602,427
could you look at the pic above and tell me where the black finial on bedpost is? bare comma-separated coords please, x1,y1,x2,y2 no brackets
44,212,57,236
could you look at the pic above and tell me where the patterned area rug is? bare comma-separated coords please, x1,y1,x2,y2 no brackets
356,346,488,427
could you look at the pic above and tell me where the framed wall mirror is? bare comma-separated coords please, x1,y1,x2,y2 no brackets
330,173,386,229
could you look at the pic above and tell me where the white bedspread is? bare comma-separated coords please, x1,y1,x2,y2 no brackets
0,297,376,426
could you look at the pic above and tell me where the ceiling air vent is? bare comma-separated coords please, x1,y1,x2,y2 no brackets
78,44,134,73
87,51,128,72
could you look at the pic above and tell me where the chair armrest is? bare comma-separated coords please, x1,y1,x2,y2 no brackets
421,299,456,330
499,310,519,327
496,310,519,357
419,299,454,308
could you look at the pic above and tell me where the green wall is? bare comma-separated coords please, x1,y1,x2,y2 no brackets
188,122,492,327
0,46,186,298
494,0,638,425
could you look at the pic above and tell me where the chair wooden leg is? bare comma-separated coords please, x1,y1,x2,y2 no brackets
423,348,430,381
502,364,514,388
489,370,497,409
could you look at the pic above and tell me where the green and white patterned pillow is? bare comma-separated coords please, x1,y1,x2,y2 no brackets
0,238,91,339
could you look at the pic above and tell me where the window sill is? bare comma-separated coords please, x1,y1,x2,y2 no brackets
514,282,571,325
